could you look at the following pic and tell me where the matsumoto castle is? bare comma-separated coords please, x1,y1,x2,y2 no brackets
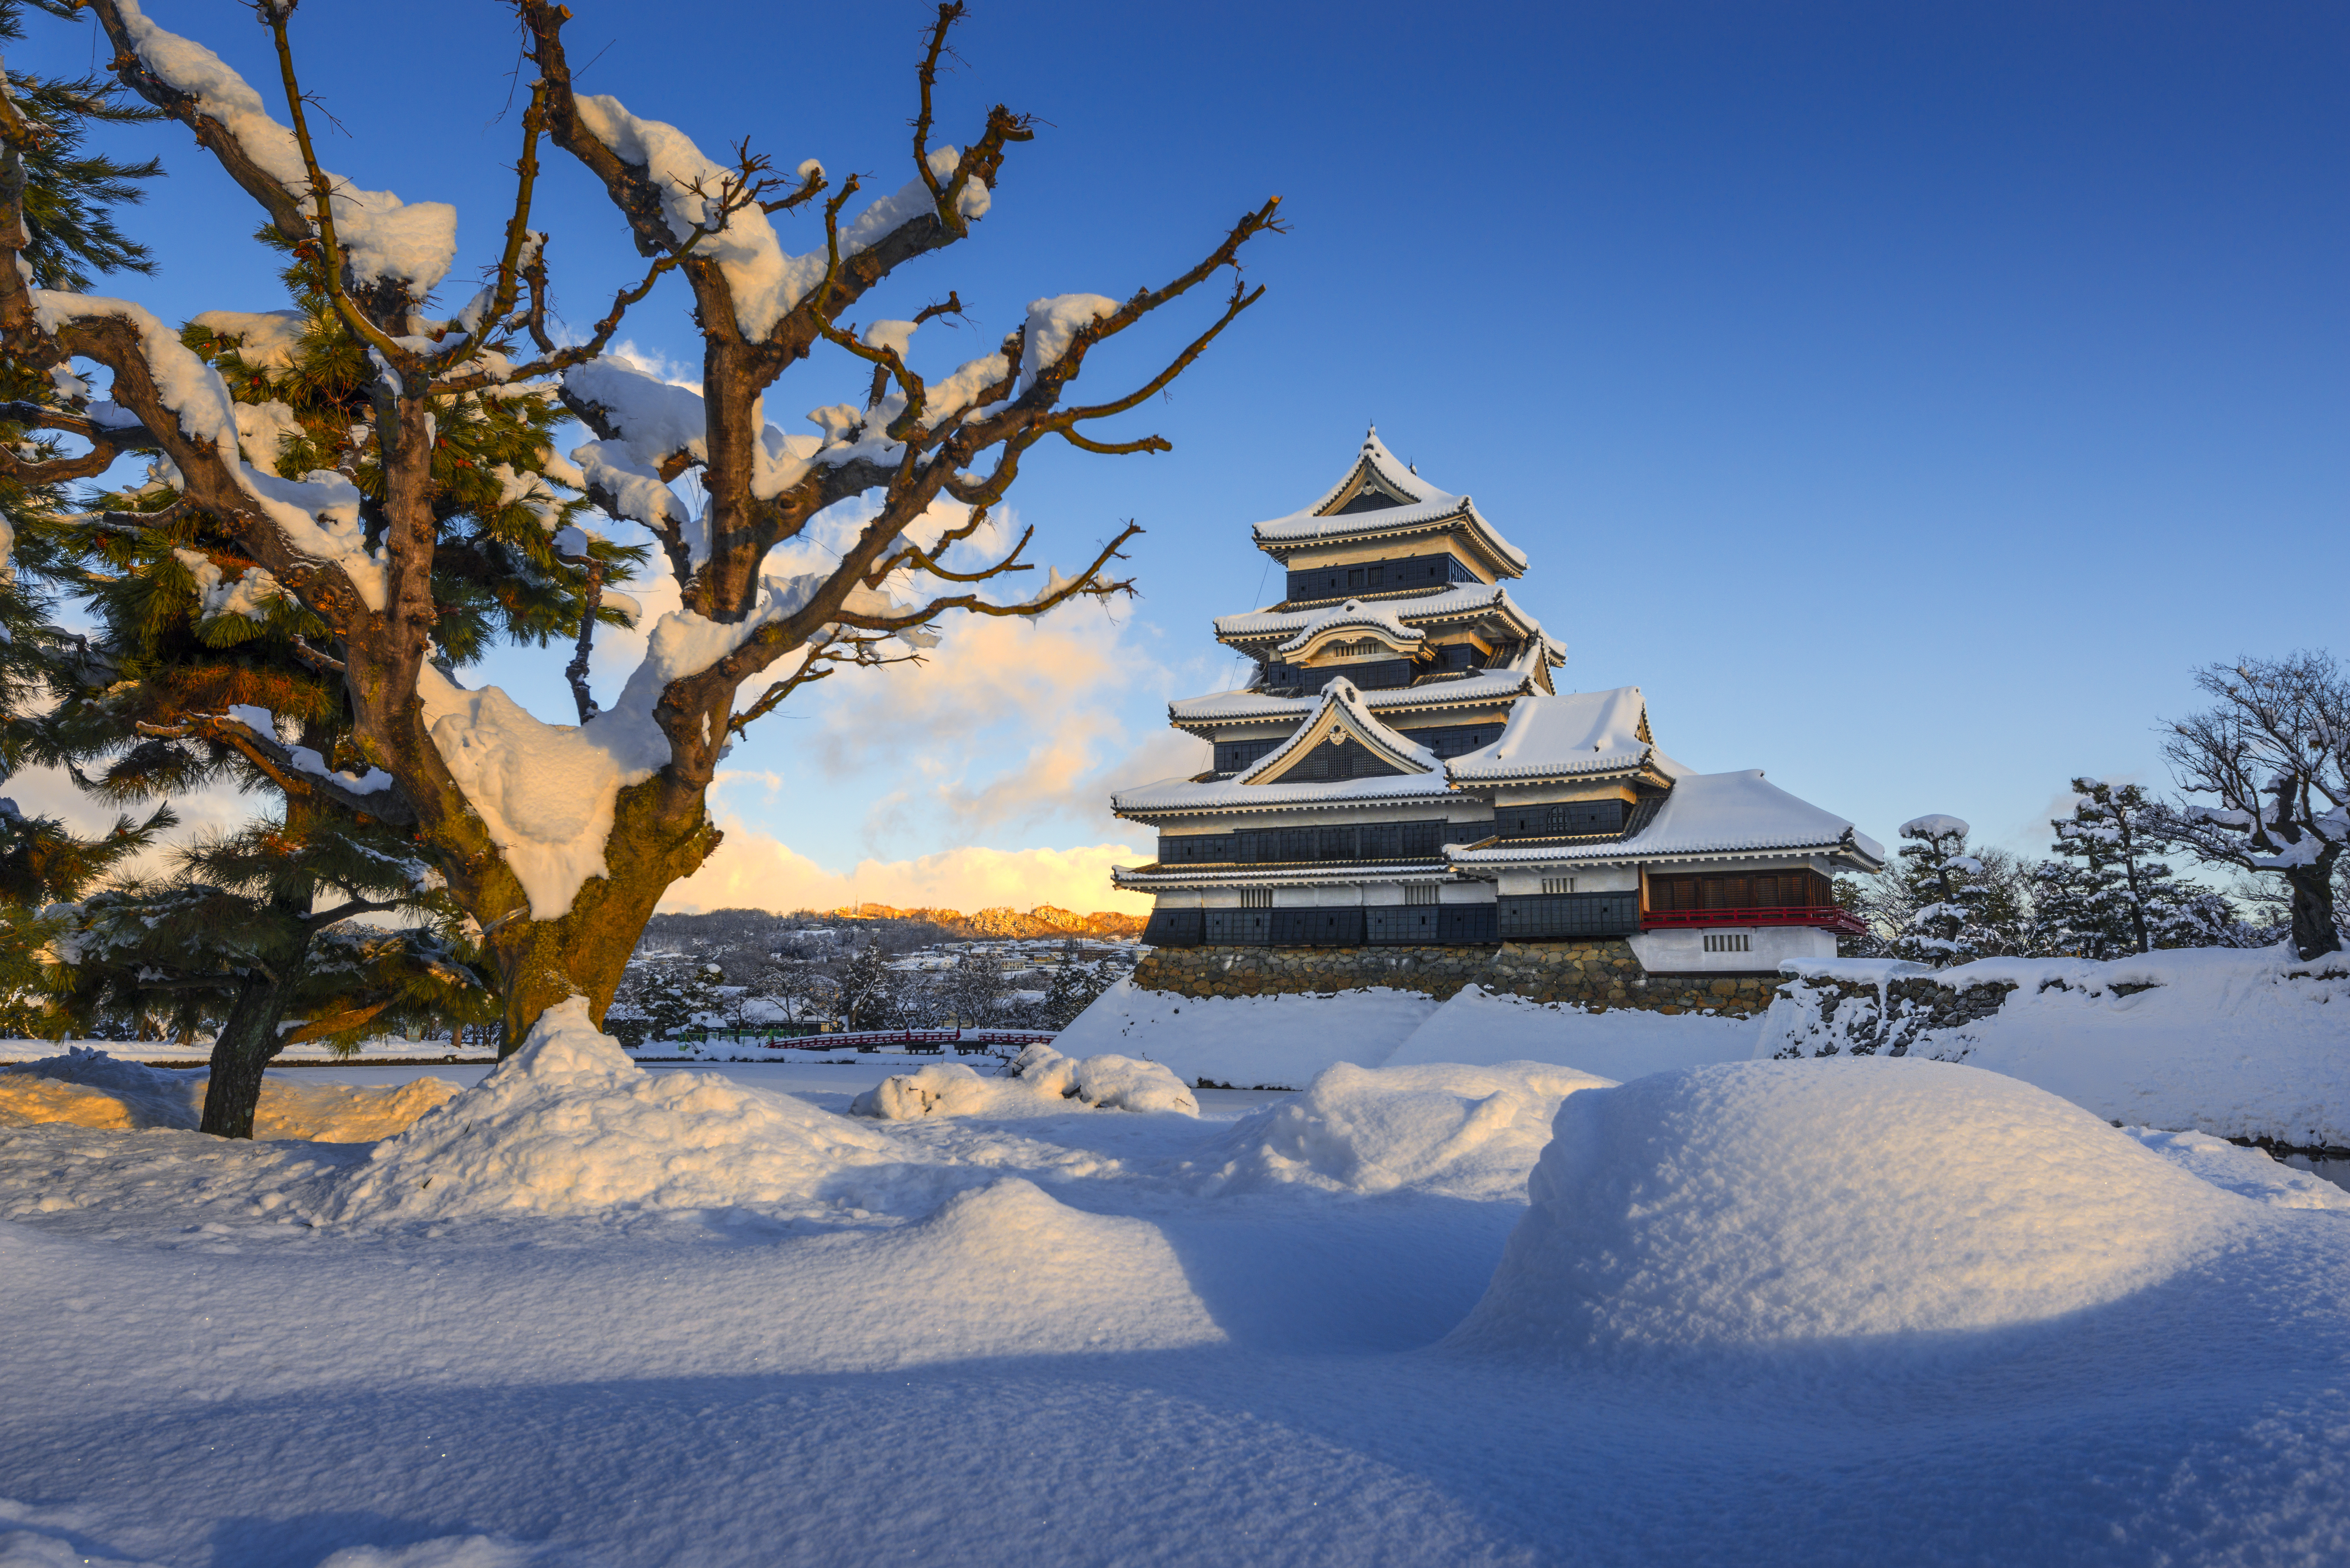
1110,430,1885,985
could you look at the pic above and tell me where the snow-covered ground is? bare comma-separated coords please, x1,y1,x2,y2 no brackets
1771,947,2350,1147
4,994,2348,1567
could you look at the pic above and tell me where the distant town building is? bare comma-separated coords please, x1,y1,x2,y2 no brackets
1111,429,1884,984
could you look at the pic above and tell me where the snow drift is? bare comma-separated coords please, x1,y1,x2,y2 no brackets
1454,1059,2244,1357
1052,979,1442,1088
324,1000,892,1223
1384,985,1760,1079
1764,946,2350,1146
0,1049,458,1141
849,1045,1197,1119
1199,1060,1614,1199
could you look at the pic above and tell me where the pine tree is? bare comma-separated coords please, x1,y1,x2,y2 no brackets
0,3,172,1034
1888,816,2001,968
1040,956,1114,1028
834,943,897,1032
2033,778,2255,959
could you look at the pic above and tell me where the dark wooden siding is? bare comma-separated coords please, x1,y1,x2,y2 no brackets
1284,552,1480,604
1399,723,1507,759
1496,892,1641,939
1645,869,1831,912
1212,736,1285,773
1203,908,1273,945
1493,799,1630,839
1141,908,1204,947
1158,818,1469,867
1268,908,1367,946
1261,658,1418,692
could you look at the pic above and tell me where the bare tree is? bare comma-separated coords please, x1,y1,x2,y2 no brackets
0,2,1279,1046
2156,653,2347,961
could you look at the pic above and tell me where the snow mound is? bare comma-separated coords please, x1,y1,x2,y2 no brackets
0,1049,195,1129
851,1046,1197,1120
1069,1051,1198,1114
323,1000,892,1222
315,1537,561,1568
850,1061,997,1120
1054,978,1440,1088
0,1051,458,1141
756,1178,1224,1366
1199,1060,1613,1198
1386,985,1760,1079
1454,1059,2244,1356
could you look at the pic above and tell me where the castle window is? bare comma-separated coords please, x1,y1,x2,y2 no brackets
1703,932,1752,953
1240,888,1273,908
1405,885,1438,906
1541,877,1575,895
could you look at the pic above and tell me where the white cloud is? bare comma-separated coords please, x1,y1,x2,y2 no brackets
659,820,1154,915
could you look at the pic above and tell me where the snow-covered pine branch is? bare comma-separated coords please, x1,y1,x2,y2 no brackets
0,0,1277,1048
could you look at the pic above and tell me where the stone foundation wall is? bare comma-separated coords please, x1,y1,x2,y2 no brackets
1129,941,1784,1016
1768,975,2022,1059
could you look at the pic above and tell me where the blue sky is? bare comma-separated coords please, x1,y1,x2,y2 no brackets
21,1,2346,912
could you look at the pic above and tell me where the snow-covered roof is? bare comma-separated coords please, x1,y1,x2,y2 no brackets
1239,676,1441,785
1112,768,1460,818
1446,770,1888,869
1271,599,1426,658
1116,680,1456,818
1214,582,1542,646
1444,688,1669,784
1168,669,1535,730
1248,429,1528,576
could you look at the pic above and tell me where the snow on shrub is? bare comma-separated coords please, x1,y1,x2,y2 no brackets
324,1000,893,1223
0,1048,457,1140
1197,1060,1614,1199
851,1045,1197,1120
849,1062,997,1120
1453,1059,2245,1357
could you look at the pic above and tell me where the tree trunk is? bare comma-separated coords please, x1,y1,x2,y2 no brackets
2285,850,2343,961
482,775,724,1055
198,967,302,1139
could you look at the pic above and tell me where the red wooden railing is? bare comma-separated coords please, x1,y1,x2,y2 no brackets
1640,905,1868,936
755,1028,1060,1056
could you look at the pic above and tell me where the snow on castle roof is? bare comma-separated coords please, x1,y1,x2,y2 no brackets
1445,769,1887,868
1114,679,1454,818
1271,599,1426,657
1167,669,1535,729
1249,429,1528,574
1213,582,1541,645
1444,688,1664,783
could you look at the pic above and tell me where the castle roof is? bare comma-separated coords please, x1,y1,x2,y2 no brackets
1114,677,1458,818
1249,428,1528,577
1213,581,1553,652
1445,768,1887,870
1444,687,1670,786
1167,668,1536,732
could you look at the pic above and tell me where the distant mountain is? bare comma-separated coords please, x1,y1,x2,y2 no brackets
829,903,1147,940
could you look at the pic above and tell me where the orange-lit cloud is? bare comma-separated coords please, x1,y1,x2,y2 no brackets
657,823,1154,915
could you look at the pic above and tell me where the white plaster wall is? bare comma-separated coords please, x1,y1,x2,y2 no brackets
1493,866,1640,895
1438,882,1497,905
1275,884,1361,908
1628,925,1837,972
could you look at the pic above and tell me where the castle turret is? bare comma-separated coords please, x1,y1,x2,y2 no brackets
1110,429,1883,989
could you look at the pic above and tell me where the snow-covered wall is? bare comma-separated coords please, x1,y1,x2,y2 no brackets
1761,947,2350,1149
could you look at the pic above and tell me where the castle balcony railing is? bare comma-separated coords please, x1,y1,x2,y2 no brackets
1639,904,1868,937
